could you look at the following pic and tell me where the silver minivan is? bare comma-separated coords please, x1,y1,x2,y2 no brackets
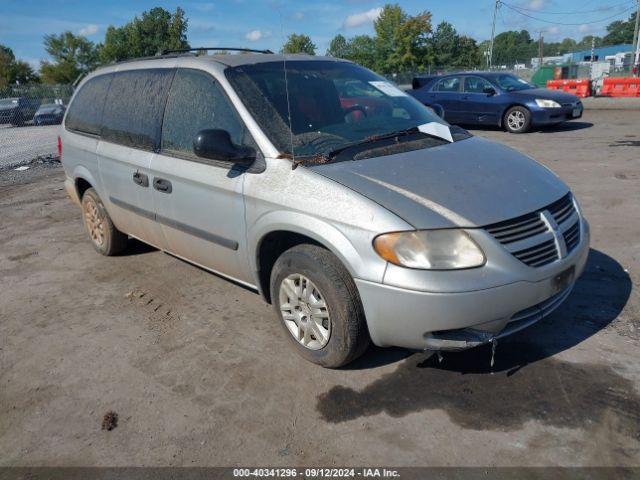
60,50,590,367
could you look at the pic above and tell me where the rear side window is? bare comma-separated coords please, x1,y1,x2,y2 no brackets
161,69,253,158
101,69,174,151
434,77,461,92
65,74,112,135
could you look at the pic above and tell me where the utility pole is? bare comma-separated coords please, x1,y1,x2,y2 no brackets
538,30,544,69
488,0,500,70
633,0,640,76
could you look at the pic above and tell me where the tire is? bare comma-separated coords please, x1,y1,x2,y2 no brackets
270,244,370,368
11,112,23,127
504,106,531,133
81,188,128,256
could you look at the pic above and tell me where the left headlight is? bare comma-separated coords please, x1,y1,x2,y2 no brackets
535,99,561,108
373,229,486,270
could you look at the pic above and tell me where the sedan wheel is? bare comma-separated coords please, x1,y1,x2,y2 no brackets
504,106,532,133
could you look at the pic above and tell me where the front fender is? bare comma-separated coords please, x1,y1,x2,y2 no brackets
248,210,372,283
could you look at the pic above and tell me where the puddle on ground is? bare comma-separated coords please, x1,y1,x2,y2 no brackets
317,342,640,436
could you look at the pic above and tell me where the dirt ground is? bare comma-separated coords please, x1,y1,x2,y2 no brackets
0,108,639,467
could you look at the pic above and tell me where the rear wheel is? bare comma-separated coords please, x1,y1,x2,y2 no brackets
504,106,531,133
270,244,370,368
81,188,128,256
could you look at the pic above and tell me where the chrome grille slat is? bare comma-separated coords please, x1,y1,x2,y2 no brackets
529,253,558,267
484,193,580,268
517,245,557,263
563,221,581,254
495,225,549,244
554,205,574,223
513,238,555,258
486,214,540,234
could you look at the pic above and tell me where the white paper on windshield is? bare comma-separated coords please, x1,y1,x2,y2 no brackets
368,81,408,97
417,122,454,143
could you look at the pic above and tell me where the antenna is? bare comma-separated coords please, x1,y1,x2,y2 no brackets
277,9,295,166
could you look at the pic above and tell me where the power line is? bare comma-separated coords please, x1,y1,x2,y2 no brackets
504,1,634,15
501,2,635,26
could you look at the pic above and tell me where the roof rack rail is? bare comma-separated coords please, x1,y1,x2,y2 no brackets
160,47,274,55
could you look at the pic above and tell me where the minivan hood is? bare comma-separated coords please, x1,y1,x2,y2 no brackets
512,87,579,103
309,136,568,229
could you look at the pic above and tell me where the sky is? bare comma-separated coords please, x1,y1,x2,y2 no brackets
1,0,637,68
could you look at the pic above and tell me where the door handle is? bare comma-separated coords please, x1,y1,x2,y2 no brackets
153,178,172,194
132,171,149,187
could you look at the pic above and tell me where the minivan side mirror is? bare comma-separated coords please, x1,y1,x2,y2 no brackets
193,129,255,165
429,104,445,119
483,87,497,96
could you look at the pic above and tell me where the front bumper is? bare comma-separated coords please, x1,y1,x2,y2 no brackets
530,103,583,125
355,220,590,351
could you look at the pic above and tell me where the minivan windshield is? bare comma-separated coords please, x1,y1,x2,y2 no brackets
225,60,452,158
493,74,535,92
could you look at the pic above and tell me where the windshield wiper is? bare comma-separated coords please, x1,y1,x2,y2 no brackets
290,127,447,170
324,127,425,161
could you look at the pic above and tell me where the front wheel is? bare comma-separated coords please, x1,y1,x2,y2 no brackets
270,244,370,368
504,106,532,133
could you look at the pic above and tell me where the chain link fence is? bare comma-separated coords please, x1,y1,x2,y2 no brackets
0,83,74,170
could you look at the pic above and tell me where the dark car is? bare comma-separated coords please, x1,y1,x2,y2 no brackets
410,73,583,133
0,97,41,126
34,103,66,126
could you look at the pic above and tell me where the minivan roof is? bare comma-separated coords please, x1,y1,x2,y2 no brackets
103,53,350,70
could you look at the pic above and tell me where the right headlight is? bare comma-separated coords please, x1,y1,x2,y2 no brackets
373,229,486,270
535,99,561,108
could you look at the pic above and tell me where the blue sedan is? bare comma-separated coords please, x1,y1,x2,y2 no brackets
410,72,583,133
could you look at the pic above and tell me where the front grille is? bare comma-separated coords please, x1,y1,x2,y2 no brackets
563,221,580,253
512,238,558,268
484,193,580,268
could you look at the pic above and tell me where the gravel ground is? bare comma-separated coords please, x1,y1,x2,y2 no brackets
0,124,60,170
0,108,638,468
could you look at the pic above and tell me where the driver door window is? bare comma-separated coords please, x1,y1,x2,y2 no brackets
464,76,494,94
161,69,254,161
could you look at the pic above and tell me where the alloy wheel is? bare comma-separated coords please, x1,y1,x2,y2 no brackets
507,110,526,131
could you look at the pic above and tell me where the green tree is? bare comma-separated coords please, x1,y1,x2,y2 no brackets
603,12,637,45
373,4,407,73
372,4,433,73
396,11,432,71
326,34,349,58
491,30,536,66
345,35,377,70
431,21,458,67
282,33,316,55
576,35,603,51
40,32,99,84
99,7,189,63
455,36,482,68
0,45,39,87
